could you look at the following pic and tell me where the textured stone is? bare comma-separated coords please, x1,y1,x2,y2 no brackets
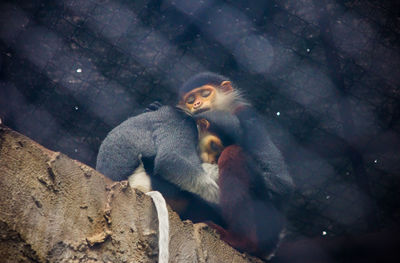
0,124,262,262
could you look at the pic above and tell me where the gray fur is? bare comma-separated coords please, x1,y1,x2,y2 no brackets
96,106,219,204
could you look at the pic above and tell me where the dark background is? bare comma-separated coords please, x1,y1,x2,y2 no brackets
1,0,399,262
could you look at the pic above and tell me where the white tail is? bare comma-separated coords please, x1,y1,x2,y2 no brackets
146,191,169,263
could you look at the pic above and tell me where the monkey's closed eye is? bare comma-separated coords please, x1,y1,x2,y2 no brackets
201,89,211,97
186,95,195,104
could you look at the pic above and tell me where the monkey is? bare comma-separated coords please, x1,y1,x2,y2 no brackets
178,72,294,201
96,105,220,205
196,118,284,258
96,72,294,259
197,118,225,165
177,72,294,259
96,105,222,263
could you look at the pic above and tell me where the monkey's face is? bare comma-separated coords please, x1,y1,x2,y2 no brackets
179,81,233,114
199,134,224,164
181,85,217,114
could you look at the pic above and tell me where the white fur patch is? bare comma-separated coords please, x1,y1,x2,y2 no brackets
214,89,249,113
128,160,152,193
202,163,219,182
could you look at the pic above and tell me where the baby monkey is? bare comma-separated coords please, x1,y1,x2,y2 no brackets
197,118,225,164
179,72,293,259
196,118,266,257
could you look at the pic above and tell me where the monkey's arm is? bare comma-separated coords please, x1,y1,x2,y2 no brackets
237,109,294,200
152,118,220,205
154,151,220,204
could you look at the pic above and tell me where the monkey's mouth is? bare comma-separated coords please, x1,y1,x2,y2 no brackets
194,108,210,114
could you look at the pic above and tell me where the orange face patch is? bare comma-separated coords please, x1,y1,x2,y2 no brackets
181,85,217,114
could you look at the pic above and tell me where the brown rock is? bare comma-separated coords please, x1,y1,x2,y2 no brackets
0,125,263,262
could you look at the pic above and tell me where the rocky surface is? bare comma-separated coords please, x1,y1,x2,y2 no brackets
0,124,262,263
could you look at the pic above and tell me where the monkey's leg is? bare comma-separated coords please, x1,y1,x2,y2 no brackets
218,145,285,259
217,145,259,253
96,134,143,182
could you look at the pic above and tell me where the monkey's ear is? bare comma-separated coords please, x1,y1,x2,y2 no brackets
197,118,210,132
220,81,233,93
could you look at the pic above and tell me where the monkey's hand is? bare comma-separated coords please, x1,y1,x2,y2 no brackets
172,169,220,205
143,101,163,113
153,150,220,205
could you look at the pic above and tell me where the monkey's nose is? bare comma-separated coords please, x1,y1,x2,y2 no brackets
193,101,202,108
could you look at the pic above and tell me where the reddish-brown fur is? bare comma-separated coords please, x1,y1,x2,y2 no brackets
213,145,260,254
